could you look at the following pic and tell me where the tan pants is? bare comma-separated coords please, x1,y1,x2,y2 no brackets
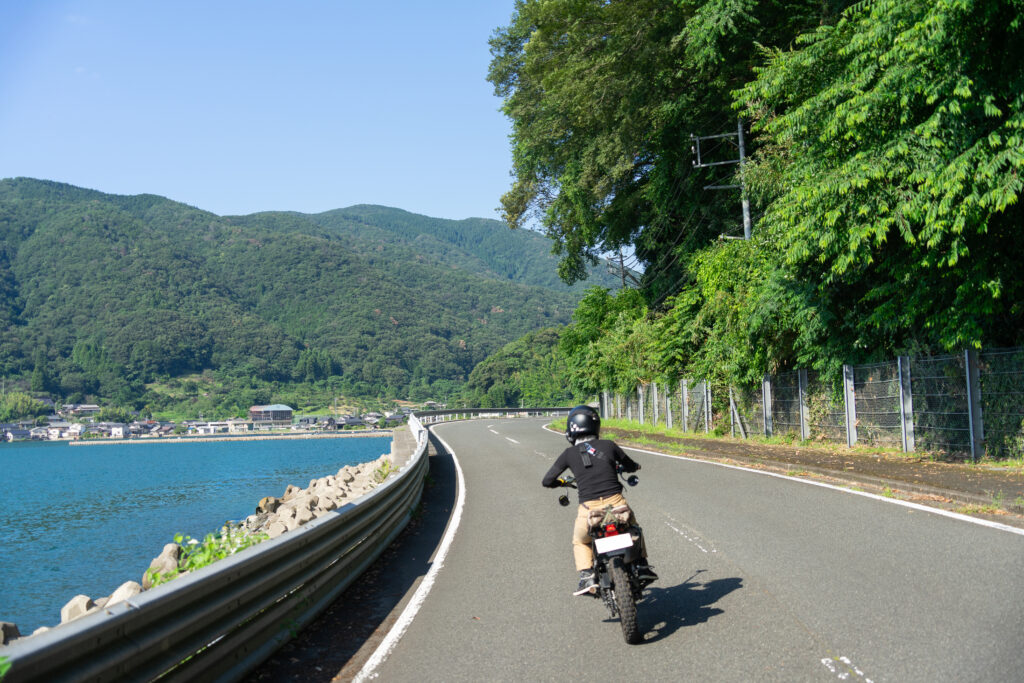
572,493,645,571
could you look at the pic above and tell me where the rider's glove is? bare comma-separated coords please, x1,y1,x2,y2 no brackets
556,477,566,486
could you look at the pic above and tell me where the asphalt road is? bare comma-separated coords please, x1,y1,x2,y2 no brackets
356,418,1024,682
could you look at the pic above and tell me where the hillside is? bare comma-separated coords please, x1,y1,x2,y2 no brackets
0,177,620,406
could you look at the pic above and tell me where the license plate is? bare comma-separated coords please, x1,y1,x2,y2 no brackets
594,533,633,554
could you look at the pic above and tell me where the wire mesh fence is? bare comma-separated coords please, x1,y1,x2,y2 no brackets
771,371,802,438
805,371,846,443
853,362,904,447
730,385,765,437
911,354,972,454
979,347,1024,459
601,346,1024,459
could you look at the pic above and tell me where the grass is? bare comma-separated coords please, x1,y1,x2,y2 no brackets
954,502,1002,515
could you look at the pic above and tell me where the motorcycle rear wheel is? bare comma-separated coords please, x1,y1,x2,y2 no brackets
610,559,641,644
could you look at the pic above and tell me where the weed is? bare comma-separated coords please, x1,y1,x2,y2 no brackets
882,487,896,498
374,458,397,483
955,502,1001,515
786,470,810,477
147,525,268,588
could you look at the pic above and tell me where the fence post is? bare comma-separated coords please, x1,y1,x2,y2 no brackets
898,356,915,452
729,387,735,437
798,369,810,440
761,374,774,438
681,379,689,432
638,386,645,425
843,364,857,447
652,382,659,426
666,384,673,430
705,382,713,434
965,349,985,461
730,387,747,439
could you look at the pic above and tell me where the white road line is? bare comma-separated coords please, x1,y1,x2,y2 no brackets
663,515,716,554
488,429,499,435
822,655,875,682
505,436,520,444
619,445,1024,537
352,429,466,682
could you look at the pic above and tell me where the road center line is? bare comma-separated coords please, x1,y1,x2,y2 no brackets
505,436,519,444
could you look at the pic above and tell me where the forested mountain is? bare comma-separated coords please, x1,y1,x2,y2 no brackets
0,177,620,408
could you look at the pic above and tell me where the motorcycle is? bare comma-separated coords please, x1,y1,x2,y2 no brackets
557,468,652,644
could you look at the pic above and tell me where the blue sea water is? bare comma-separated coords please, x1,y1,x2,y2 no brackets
0,436,390,633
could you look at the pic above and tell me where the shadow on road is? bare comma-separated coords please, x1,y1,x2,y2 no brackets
633,572,743,643
245,431,458,682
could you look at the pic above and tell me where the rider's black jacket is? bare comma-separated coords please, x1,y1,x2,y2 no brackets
542,438,639,503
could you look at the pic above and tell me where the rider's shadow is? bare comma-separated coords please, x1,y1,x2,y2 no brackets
628,572,742,643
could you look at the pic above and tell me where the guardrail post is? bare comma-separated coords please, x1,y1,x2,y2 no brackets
843,364,857,447
898,356,915,452
637,386,645,425
762,374,773,438
798,369,810,440
965,348,985,461
652,382,659,425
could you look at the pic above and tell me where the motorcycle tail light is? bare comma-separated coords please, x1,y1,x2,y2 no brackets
604,524,618,536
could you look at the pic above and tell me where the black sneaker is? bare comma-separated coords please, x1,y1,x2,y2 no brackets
635,563,658,582
573,569,597,596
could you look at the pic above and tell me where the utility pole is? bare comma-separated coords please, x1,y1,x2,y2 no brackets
691,117,752,240
606,247,640,289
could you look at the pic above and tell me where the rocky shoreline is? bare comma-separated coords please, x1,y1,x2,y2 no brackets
0,453,394,646
68,430,392,446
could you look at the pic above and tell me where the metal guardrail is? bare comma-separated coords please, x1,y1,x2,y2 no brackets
1,408,570,682
1,419,431,683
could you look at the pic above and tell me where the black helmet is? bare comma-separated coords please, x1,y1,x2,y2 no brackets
565,405,600,444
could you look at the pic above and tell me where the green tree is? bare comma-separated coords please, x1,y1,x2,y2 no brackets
0,392,49,421
488,0,841,293
736,0,1024,357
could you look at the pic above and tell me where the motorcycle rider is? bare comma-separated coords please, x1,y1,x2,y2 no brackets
542,405,658,595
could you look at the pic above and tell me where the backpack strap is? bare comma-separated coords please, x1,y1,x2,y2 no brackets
577,441,605,468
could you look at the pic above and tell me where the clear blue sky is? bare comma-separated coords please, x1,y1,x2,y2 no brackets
0,1,518,220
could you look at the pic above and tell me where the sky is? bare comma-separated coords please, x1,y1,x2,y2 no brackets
0,1,520,220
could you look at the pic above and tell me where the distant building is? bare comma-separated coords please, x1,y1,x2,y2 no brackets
248,404,294,427
61,404,102,418
4,428,31,442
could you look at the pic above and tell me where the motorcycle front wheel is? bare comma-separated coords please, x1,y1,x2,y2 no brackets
609,558,641,644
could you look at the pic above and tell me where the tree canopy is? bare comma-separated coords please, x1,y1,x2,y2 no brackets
491,0,1024,396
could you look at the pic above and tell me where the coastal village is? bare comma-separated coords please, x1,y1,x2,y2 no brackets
0,402,433,443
